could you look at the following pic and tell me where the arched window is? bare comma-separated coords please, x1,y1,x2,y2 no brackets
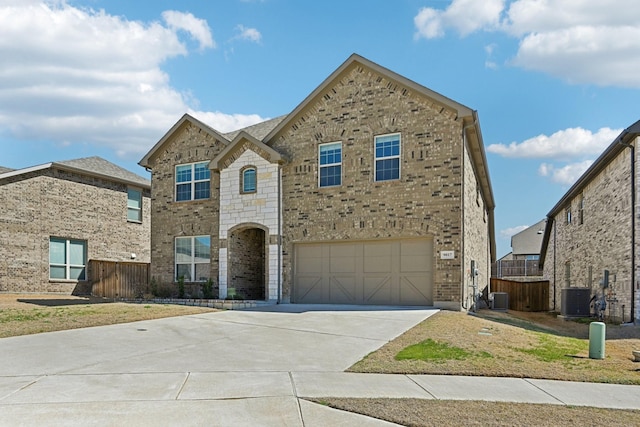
241,167,257,193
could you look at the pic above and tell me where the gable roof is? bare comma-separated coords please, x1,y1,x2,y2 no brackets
0,156,150,188
540,119,640,266
210,131,286,171
265,53,475,142
139,113,230,169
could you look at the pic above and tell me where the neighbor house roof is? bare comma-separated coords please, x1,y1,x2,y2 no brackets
540,119,640,266
0,166,14,174
0,156,150,189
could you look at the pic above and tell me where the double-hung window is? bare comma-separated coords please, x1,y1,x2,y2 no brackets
49,237,87,281
127,188,142,222
175,236,211,281
176,162,210,201
319,142,342,187
374,134,400,181
242,167,257,193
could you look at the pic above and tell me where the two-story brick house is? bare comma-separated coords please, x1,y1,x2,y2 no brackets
0,156,150,294
140,54,495,309
540,119,640,323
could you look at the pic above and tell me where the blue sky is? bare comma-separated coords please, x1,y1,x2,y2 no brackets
1,0,639,258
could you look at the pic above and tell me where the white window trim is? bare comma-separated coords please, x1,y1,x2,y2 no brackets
175,162,210,202
49,238,87,281
374,133,401,182
127,187,142,223
175,235,210,282
318,141,342,188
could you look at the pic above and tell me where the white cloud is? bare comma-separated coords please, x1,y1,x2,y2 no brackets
162,10,215,50
487,127,620,159
188,110,266,133
413,0,640,87
414,0,504,39
500,225,528,240
235,24,262,43
0,1,264,157
538,160,594,186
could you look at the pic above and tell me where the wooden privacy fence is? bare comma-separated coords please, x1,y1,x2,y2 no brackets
89,260,150,299
490,278,549,312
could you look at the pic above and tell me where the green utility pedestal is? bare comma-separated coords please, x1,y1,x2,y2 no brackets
589,322,606,359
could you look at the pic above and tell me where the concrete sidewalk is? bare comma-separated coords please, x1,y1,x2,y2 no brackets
1,305,639,426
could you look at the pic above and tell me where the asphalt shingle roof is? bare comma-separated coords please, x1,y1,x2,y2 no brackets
223,115,287,142
56,156,150,187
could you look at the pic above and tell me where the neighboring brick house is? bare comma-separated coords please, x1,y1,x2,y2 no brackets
0,156,150,294
540,120,640,323
140,54,495,309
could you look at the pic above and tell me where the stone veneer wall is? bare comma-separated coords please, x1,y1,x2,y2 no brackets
269,63,472,308
147,123,226,289
218,149,280,300
0,169,150,293
544,146,634,323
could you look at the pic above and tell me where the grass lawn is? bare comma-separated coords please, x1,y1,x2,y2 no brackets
326,309,640,426
0,294,216,338
349,310,640,385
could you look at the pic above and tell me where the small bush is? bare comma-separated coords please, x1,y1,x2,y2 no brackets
201,278,214,299
177,276,185,299
153,282,175,298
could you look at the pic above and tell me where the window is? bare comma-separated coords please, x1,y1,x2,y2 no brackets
374,134,400,181
127,188,142,222
579,195,584,225
241,167,257,193
50,238,87,280
175,236,210,281
176,162,210,201
319,142,342,187
566,207,572,224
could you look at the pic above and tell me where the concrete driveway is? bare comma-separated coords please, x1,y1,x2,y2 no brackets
0,304,437,426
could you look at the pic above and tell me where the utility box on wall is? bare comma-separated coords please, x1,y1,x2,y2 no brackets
561,288,591,317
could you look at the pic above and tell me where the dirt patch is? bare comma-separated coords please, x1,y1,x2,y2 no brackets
0,293,216,338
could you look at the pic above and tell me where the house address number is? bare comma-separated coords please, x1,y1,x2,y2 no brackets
440,250,455,260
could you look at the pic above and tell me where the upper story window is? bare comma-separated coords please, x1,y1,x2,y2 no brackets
241,167,257,193
374,133,400,181
566,206,572,224
176,162,210,201
319,142,342,187
50,237,87,281
127,188,142,222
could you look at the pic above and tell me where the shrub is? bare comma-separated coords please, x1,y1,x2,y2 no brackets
177,276,185,299
201,278,214,299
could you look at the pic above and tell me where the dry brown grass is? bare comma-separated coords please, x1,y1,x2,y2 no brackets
350,310,640,385
0,293,216,338
311,398,640,427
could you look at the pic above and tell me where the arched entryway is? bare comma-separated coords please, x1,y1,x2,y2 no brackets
227,225,267,300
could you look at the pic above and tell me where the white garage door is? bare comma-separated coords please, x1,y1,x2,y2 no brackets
293,239,433,305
